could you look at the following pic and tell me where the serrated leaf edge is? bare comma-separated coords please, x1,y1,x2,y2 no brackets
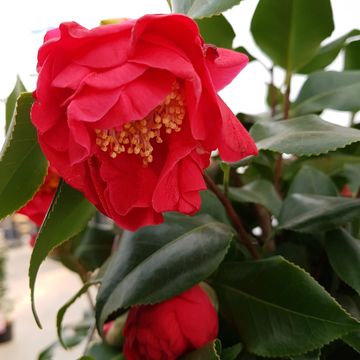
216,257,360,358
257,136,360,157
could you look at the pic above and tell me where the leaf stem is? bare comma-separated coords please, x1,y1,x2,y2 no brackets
204,172,261,259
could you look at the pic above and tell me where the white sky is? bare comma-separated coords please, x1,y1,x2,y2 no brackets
0,0,359,146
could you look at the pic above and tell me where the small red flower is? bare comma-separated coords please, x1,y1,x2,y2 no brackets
18,166,59,227
31,14,257,231
123,285,218,360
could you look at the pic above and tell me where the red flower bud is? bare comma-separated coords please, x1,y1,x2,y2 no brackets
123,285,218,359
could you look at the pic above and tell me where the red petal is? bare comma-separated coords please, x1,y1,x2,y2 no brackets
176,286,218,348
153,139,208,214
217,97,258,162
206,48,248,91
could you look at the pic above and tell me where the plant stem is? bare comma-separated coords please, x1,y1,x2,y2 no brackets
83,322,97,356
274,69,292,193
204,172,261,259
222,163,230,197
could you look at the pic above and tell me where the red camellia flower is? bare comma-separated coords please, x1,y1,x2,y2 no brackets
18,166,60,227
31,14,257,230
123,285,218,359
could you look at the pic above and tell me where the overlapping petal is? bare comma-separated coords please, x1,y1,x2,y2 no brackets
31,14,257,231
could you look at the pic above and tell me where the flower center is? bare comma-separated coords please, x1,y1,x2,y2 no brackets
95,82,185,166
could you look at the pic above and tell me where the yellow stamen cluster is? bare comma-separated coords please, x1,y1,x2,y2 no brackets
95,82,185,166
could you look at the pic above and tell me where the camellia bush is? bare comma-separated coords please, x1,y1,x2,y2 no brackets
2,0,360,359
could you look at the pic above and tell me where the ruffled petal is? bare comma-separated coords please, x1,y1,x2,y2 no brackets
217,97,258,162
206,48,248,91
153,135,208,214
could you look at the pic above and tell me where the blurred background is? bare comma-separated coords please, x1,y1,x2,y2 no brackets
0,0,359,358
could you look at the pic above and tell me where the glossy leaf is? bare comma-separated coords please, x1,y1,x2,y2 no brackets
325,229,360,295
86,342,124,360
279,194,360,232
5,76,26,132
171,0,242,18
288,166,338,196
222,343,243,360
0,92,48,220
343,331,360,353
251,0,334,71
74,218,114,271
291,349,321,360
199,190,230,224
299,30,360,74
212,257,359,357
266,84,284,110
345,40,360,70
29,181,96,328
250,115,360,156
341,164,360,192
96,214,232,331
182,339,221,359
197,15,235,48
293,71,360,115
228,179,282,217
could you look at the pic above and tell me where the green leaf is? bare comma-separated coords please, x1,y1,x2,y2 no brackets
95,214,232,332
86,342,124,360
171,0,242,19
57,280,100,348
298,30,360,74
228,179,282,217
199,190,230,224
0,92,48,220
234,47,256,62
341,164,360,192
284,154,360,181
74,218,114,271
196,15,235,49
250,0,334,71
5,76,26,132
325,229,360,295
212,257,359,357
266,83,284,110
182,339,221,359
293,71,360,115
29,180,96,328
291,349,321,360
38,342,57,360
343,331,360,353
250,115,360,156
222,343,243,360
288,166,338,196
345,40,360,70
279,194,360,233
